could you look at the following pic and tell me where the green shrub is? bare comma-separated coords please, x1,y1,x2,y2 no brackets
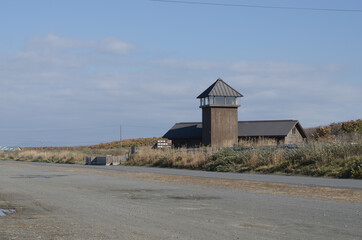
338,156,362,179
201,142,362,178
342,120,362,133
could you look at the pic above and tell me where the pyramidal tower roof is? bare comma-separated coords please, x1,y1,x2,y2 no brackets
197,78,243,99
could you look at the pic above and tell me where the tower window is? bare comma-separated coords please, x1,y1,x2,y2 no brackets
215,97,224,104
226,97,236,105
209,96,214,104
200,96,238,106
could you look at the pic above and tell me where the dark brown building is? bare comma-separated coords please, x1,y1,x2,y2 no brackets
163,120,306,147
163,79,307,147
197,79,243,147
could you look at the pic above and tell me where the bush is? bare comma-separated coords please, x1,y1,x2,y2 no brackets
313,126,331,140
342,120,362,133
339,156,362,179
206,149,240,172
329,122,342,135
201,142,362,178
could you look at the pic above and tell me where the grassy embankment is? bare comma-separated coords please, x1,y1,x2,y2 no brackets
127,141,361,178
1,121,361,178
0,138,162,164
127,120,361,178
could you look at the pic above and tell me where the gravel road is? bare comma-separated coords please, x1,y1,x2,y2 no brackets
5,161,361,190
0,161,361,240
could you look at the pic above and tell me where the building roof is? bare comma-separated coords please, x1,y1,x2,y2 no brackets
238,120,306,138
163,122,202,139
163,120,306,139
197,78,243,98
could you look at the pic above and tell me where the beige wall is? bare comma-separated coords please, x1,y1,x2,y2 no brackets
202,106,238,147
238,137,281,146
284,126,305,144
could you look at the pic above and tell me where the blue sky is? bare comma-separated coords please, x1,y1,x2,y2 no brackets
0,0,361,146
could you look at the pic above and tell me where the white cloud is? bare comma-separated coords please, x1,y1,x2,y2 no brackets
98,38,135,54
29,34,92,50
1,35,361,146
229,61,341,74
152,58,341,75
152,58,223,70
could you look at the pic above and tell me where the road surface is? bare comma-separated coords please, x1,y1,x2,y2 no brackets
0,161,361,239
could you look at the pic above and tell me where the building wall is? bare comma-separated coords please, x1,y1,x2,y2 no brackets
171,138,202,148
202,106,238,147
284,126,305,144
202,107,212,146
238,136,282,146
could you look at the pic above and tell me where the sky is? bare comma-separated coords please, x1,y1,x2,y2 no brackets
0,0,361,146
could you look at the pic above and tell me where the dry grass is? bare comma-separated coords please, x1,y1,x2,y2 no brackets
305,119,362,140
9,137,162,164
127,148,209,169
0,149,85,164
25,137,163,151
0,148,128,164
126,141,362,179
2,125,361,179
3,141,360,178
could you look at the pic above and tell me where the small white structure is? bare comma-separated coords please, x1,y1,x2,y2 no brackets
157,140,172,148
0,146,21,151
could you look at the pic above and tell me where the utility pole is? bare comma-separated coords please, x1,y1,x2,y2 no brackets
120,124,122,151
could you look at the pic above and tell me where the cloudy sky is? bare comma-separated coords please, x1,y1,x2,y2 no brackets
1,0,361,146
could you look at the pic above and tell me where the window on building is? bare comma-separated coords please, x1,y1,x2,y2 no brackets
200,96,238,106
225,97,236,105
201,98,206,106
292,128,296,134
209,96,214,104
215,97,225,104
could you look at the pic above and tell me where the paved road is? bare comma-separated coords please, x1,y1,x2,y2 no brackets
0,161,361,239
5,160,361,190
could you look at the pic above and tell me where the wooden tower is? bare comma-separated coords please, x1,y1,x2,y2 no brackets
197,78,243,147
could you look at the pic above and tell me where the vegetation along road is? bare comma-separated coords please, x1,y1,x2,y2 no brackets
0,161,361,239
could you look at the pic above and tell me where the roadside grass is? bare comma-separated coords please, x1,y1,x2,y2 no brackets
25,137,162,150
0,148,127,164
125,142,362,179
127,148,208,169
0,149,85,164
1,136,361,179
